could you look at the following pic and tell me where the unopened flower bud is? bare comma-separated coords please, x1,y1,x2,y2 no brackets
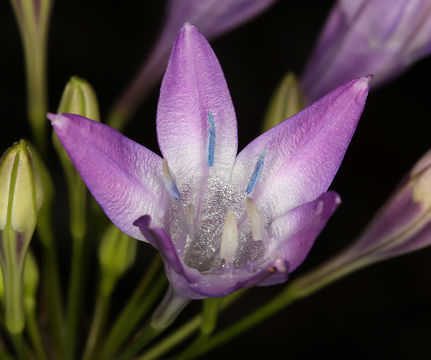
98,225,137,295
0,140,43,236
290,149,431,298
57,76,100,121
348,149,431,263
262,72,306,132
0,140,42,333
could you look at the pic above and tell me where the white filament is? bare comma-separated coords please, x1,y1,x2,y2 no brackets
219,211,239,262
246,197,265,241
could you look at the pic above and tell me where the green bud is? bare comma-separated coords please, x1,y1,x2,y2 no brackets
0,140,42,333
98,225,137,296
57,76,100,121
262,72,306,132
0,140,42,236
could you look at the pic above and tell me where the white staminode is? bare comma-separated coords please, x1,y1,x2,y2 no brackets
246,197,265,241
219,211,238,262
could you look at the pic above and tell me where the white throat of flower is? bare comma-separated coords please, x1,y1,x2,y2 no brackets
162,111,269,273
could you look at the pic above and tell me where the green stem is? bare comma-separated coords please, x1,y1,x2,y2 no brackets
174,297,221,360
41,243,65,356
117,326,162,360
98,266,167,360
201,298,221,335
1,228,26,334
81,285,111,360
65,235,85,360
26,310,48,360
10,332,27,360
138,290,246,360
9,0,51,153
0,348,14,360
33,143,65,355
140,317,202,360
64,171,88,360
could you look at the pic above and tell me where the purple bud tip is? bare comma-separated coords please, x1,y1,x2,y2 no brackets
363,74,374,83
46,112,58,122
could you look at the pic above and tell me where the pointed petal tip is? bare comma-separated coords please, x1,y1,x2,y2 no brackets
363,74,374,83
352,75,372,91
46,112,58,122
180,22,198,36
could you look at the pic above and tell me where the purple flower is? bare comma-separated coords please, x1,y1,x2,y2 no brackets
301,0,431,103
48,24,369,299
110,0,277,128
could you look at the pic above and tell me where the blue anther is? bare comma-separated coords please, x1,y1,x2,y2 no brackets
168,183,181,200
206,111,216,167
246,148,267,194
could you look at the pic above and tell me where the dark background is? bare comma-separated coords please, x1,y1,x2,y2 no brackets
1,0,431,359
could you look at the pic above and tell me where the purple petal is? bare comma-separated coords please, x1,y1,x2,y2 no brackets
134,215,204,299
302,0,431,103
47,113,167,241
258,191,341,286
232,77,369,218
157,23,238,182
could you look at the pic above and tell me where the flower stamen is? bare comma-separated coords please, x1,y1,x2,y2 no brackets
206,111,216,167
162,158,181,200
245,148,266,194
246,197,265,241
219,211,238,263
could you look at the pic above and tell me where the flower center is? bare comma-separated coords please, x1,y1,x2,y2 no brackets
167,175,267,273
163,111,269,273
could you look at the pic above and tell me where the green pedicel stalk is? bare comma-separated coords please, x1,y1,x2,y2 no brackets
97,255,165,359
137,290,246,360
82,225,137,360
32,145,65,355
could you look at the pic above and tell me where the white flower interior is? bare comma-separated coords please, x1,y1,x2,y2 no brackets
167,175,267,273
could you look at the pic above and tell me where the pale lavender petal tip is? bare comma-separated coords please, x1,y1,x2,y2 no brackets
46,112,57,122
